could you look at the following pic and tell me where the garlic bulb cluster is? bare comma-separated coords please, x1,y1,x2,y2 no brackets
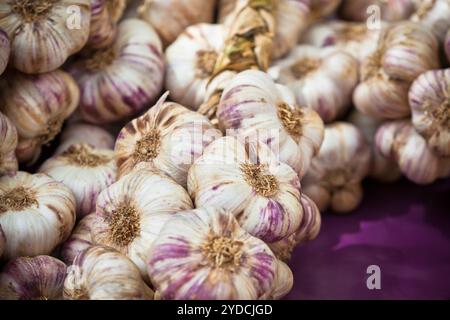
303,123,371,213
217,70,324,178
0,70,79,164
0,172,76,259
0,0,91,74
0,256,66,300
339,0,415,22
353,22,439,119
64,245,154,300
0,29,9,76
0,112,18,176
410,0,450,41
269,45,358,123
88,0,126,49
70,19,164,124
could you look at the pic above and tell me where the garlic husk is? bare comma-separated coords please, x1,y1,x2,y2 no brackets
0,0,91,74
147,207,279,300
409,69,450,157
64,245,154,300
69,19,164,124
0,29,9,76
0,172,76,259
446,29,450,62
260,260,294,300
339,0,415,22
410,0,450,42
303,122,371,214
269,45,359,123
0,256,66,300
0,112,18,176
309,0,342,20
217,70,324,178
165,24,227,110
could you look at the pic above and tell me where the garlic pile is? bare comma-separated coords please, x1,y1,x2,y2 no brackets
410,0,450,42
0,0,91,74
88,0,126,49
339,0,415,22
0,112,18,176
269,45,359,123
0,29,9,76
0,256,66,300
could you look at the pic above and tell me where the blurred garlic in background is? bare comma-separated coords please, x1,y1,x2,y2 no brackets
0,112,18,176
339,0,415,22
0,29,9,76
410,0,450,42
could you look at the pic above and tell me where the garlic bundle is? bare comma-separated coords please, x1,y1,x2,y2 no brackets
165,24,227,110
375,120,450,184
303,123,371,213
88,0,126,49
339,0,415,22
148,207,280,300
446,29,450,62
217,70,324,178
269,45,358,123
0,256,66,300
138,0,216,47
409,69,450,157
64,245,154,300
0,172,76,259
0,29,9,76
353,22,439,119
410,0,450,41
0,70,80,164
0,0,91,74
0,112,18,176
69,19,164,124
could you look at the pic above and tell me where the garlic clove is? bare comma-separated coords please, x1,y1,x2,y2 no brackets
260,260,294,300
0,112,18,176
88,0,126,49
339,0,416,22
410,0,450,42
0,29,9,76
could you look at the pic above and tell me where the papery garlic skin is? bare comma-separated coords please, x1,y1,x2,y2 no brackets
70,19,164,124
0,256,66,300
0,29,9,76
148,207,279,300
0,112,18,176
269,46,358,123
88,0,126,49
64,245,153,300
0,0,91,74
339,0,415,22
0,172,76,259
411,0,450,41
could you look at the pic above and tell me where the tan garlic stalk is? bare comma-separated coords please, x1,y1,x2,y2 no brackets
269,45,358,123
339,0,416,22
410,0,450,42
0,29,9,76
0,70,80,164
0,112,18,176
303,122,371,214
64,245,154,300
0,172,76,259
0,0,91,74
69,19,164,124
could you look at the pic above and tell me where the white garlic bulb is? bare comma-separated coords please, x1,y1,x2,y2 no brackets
0,0,91,74
64,245,154,300
69,19,164,124
0,29,9,76
88,0,126,49
269,45,359,123
0,172,76,259
411,0,450,41
0,112,18,176
217,70,324,178
339,0,415,22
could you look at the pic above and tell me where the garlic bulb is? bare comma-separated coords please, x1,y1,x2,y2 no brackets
0,29,9,76
411,0,450,41
0,0,91,74
88,0,126,49
303,122,371,214
260,260,293,300
0,70,80,164
69,19,164,124
0,112,18,176
0,172,76,259
339,0,415,22
217,70,324,178
0,256,66,300
309,0,342,20
269,45,358,123
147,207,279,300
353,22,439,119
64,245,153,300
446,29,450,62
138,0,216,47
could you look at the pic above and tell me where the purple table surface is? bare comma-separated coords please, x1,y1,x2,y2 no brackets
286,178,450,300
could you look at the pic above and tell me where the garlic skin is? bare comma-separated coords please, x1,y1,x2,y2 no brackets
0,112,18,176
0,172,76,259
339,0,415,22
260,260,293,300
64,245,154,300
411,0,450,42
269,45,358,123
217,70,324,178
88,0,126,49
147,207,279,300
409,69,450,157
303,123,371,214
70,19,164,124
0,29,9,76
0,256,66,300
0,0,91,74
446,29,450,62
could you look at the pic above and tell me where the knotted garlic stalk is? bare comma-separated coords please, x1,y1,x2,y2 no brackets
269,45,358,123
0,113,18,176
69,19,164,124
217,70,324,178
64,245,154,300
0,256,66,300
410,0,450,42
303,123,371,213
0,172,76,259
339,0,415,22
0,0,91,74
0,29,9,76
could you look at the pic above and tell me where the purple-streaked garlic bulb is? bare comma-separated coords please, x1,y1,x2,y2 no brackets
409,69,450,157
260,260,294,300
269,45,358,123
446,29,450,62
0,29,9,76
303,122,371,214
64,245,154,300
309,0,342,20
0,172,76,259
353,22,439,119
0,112,18,176
217,70,324,178
147,207,280,300
0,256,66,300
339,0,415,22
70,19,164,124
410,0,450,42
0,225,5,259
